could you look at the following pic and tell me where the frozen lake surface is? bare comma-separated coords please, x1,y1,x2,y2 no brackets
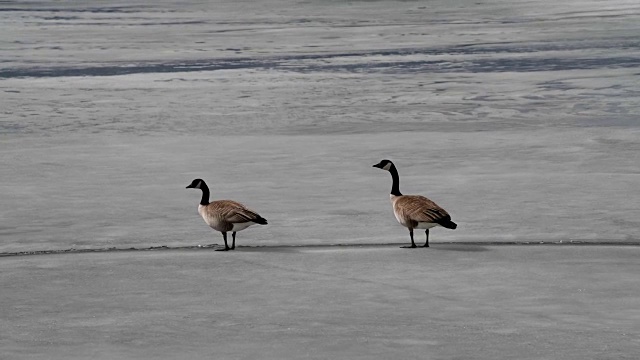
1,0,640,252
2,1,640,359
1,245,639,359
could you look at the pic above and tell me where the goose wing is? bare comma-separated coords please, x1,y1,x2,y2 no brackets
210,200,267,224
395,195,452,223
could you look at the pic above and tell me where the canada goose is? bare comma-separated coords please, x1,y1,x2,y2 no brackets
373,160,457,248
186,178,267,251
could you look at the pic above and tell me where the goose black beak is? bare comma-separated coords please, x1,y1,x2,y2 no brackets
372,163,383,168
186,184,194,189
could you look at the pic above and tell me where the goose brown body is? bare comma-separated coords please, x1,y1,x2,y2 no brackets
373,160,457,248
391,195,454,230
187,178,267,251
198,200,267,233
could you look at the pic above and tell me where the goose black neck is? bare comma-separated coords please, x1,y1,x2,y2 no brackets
199,183,210,205
389,165,402,196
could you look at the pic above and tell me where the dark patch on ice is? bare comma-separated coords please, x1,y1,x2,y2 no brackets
0,6,149,13
1,56,636,78
41,16,80,20
2,40,639,78
33,20,207,26
0,59,277,78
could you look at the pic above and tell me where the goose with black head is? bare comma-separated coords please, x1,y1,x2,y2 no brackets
373,160,457,248
186,178,267,251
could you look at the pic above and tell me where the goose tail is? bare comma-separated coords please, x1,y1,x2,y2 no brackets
253,216,268,225
438,219,457,230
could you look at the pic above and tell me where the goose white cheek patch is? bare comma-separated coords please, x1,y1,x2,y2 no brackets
382,163,392,171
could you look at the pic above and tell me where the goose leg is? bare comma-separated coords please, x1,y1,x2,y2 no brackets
216,232,230,251
401,228,417,248
231,232,237,250
423,229,430,248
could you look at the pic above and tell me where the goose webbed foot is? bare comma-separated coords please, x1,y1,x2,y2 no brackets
216,247,230,252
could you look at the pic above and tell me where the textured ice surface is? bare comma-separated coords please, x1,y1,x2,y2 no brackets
2,2,640,359
1,0,640,252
